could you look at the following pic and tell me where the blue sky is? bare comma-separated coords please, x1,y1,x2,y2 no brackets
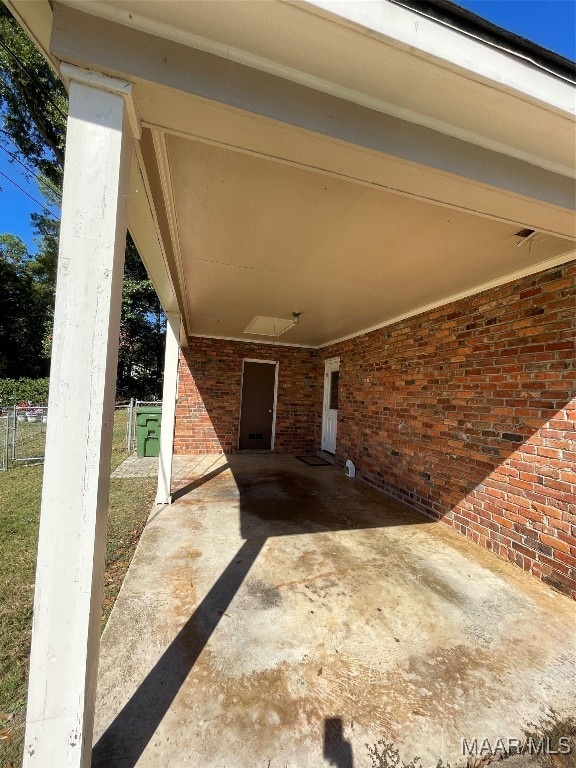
0,138,60,251
0,1,574,254
456,0,576,59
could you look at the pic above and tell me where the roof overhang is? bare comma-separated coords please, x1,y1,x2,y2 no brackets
6,0,576,346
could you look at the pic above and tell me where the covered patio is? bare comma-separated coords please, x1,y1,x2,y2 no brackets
92,454,575,768
6,1,575,766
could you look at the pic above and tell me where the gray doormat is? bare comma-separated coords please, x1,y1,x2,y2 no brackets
296,455,332,466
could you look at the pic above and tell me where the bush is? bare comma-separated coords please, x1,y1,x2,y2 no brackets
0,378,49,407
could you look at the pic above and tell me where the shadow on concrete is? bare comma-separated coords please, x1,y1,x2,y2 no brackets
324,717,354,768
92,536,266,767
93,456,426,767
170,462,229,503
228,454,430,540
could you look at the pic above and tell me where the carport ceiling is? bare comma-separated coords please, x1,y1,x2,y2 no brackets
165,136,574,347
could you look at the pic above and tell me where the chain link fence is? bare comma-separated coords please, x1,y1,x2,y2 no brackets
0,406,48,470
12,406,48,464
0,414,8,471
0,400,159,470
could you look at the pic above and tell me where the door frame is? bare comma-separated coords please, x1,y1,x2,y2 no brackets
238,358,279,451
321,357,340,453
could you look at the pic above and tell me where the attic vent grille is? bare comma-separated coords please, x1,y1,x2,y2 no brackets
244,316,294,337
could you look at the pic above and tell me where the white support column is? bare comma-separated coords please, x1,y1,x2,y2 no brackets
155,312,181,505
24,68,137,768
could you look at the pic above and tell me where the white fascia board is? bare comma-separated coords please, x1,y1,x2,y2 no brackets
298,0,575,116
127,151,180,317
58,1,574,178
49,5,576,227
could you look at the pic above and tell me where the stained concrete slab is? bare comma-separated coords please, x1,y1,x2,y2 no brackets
93,454,576,768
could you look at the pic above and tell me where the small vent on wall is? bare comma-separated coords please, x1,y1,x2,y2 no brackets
244,316,294,336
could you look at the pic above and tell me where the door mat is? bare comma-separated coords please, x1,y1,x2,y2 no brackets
296,455,332,466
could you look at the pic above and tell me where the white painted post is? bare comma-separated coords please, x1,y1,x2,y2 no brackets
155,312,181,504
23,69,138,768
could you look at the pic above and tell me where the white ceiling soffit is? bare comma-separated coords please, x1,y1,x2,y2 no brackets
167,136,575,348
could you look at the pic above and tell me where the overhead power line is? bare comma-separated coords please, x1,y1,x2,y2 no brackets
0,35,68,124
0,139,62,201
0,168,59,218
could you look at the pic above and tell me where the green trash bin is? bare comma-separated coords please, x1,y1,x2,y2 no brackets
136,406,162,458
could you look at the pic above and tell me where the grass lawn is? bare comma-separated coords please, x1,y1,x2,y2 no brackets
0,409,155,767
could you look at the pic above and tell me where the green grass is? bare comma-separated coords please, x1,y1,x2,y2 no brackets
0,407,155,766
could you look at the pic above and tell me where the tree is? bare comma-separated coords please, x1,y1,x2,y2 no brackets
117,238,166,399
0,3,65,187
0,1,165,397
0,231,27,268
0,234,47,378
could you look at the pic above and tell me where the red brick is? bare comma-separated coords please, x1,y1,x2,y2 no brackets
175,262,576,599
540,533,571,553
175,341,321,454
554,550,576,569
492,514,514,529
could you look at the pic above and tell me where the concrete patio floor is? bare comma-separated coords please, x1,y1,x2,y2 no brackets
93,454,576,768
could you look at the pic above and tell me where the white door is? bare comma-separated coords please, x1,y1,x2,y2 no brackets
321,359,340,453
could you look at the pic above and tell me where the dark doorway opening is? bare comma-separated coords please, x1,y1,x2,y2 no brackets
238,360,277,450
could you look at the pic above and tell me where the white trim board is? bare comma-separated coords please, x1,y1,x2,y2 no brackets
188,333,316,349
128,149,180,316
151,130,192,327
60,63,141,139
243,358,278,365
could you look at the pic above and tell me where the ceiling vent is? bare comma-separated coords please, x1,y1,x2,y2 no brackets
244,316,295,337
514,228,538,248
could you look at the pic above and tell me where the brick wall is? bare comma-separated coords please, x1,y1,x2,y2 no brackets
320,262,576,598
174,263,575,597
175,338,321,455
